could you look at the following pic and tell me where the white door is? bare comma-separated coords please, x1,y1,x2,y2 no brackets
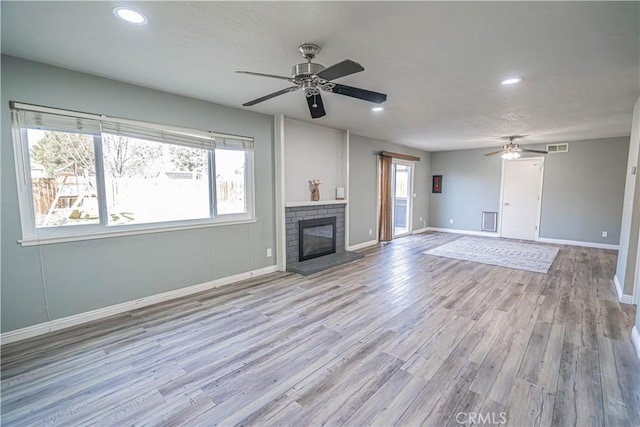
500,158,544,241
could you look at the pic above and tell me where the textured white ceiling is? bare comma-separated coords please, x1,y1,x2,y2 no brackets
1,1,638,151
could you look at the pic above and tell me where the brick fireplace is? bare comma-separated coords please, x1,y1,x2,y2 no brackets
285,203,345,265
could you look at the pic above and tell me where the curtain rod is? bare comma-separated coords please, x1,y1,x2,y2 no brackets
379,151,420,162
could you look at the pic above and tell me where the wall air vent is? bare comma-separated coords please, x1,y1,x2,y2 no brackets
482,212,498,232
546,143,569,153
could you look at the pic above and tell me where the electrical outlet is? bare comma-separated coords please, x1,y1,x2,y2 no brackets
419,217,423,222
369,229,373,236
449,218,454,224
602,231,608,238
266,248,272,257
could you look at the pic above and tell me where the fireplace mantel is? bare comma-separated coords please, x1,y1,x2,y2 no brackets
285,200,348,208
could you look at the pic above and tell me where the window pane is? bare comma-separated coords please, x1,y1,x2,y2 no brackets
27,129,100,228
395,164,408,197
215,149,246,215
102,134,210,225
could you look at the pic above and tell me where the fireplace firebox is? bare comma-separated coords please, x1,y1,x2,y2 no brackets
298,217,337,261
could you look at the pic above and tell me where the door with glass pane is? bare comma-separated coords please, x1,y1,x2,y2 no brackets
392,161,413,237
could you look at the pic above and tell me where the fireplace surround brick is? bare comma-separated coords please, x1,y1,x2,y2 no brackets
285,204,345,265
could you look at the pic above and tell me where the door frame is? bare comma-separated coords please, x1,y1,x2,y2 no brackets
391,158,415,238
498,157,545,241
375,156,381,242
634,225,640,304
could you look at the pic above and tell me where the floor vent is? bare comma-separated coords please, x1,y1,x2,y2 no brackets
482,211,498,232
546,143,569,153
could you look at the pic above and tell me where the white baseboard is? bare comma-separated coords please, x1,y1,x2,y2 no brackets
347,239,378,251
411,227,429,235
632,326,640,360
536,237,619,251
0,265,278,345
614,274,635,305
426,227,498,238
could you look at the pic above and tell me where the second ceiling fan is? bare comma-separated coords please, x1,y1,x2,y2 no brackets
484,135,548,160
236,43,387,119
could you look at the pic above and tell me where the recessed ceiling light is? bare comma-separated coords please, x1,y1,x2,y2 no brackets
371,107,384,112
113,7,148,25
501,77,522,85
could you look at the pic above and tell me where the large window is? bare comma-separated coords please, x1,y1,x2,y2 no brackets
12,102,255,244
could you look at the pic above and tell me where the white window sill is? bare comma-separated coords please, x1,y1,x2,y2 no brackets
18,219,258,247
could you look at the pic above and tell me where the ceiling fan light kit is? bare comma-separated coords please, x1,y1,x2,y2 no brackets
237,43,388,119
501,151,521,160
484,135,549,160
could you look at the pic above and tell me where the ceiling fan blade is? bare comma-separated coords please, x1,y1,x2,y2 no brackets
242,86,300,106
306,93,326,119
522,149,548,154
236,71,295,82
328,83,387,104
315,59,364,81
483,150,504,157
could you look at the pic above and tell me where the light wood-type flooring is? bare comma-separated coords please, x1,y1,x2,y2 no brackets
1,232,639,426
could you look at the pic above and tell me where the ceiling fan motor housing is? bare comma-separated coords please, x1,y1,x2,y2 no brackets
292,62,325,79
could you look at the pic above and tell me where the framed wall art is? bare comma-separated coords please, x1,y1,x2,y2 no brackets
432,175,442,193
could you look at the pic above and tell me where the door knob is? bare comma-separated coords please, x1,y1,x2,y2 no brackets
504,202,510,206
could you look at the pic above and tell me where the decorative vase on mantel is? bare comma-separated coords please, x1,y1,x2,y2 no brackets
309,179,321,202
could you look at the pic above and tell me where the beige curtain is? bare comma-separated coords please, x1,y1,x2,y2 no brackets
379,154,393,242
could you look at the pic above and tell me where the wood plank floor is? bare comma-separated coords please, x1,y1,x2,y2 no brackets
2,232,639,426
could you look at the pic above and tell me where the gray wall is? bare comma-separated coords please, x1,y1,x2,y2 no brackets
349,134,430,246
430,137,629,247
429,149,502,231
284,118,344,203
1,56,276,333
537,138,628,245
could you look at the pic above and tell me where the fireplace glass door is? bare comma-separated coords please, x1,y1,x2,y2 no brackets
299,217,336,261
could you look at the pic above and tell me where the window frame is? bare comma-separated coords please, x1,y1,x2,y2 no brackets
211,148,255,223
11,102,257,246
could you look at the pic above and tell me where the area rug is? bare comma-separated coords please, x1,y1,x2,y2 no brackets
424,236,559,273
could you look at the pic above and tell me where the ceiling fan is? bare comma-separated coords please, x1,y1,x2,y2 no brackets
236,43,387,119
484,135,548,160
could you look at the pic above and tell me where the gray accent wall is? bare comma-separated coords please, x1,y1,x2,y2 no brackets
349,135,430,247
429,137,629,247
1,56,276,333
